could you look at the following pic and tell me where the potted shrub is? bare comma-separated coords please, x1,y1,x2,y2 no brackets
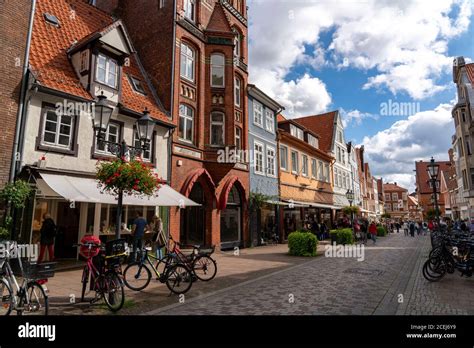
288,230,318,256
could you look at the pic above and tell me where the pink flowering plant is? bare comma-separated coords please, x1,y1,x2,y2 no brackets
96,157,162,196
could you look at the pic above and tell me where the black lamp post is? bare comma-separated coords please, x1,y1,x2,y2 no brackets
93,92,156,239
346,189,355,227
427,157,441,227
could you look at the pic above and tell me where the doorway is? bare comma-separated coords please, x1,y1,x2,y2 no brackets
181,182,206,245
55,201,80,259
220,186,242,249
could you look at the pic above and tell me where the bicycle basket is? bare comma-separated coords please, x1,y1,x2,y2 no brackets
105,239,127,257
11,258,56,279
80,235,101,258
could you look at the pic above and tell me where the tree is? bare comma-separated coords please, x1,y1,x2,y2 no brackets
426,208,440,220
342,205,360,216
0,180,33,240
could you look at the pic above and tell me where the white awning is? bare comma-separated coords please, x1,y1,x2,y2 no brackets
37,173,199,207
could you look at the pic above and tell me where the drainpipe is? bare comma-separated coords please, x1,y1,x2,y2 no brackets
10,0,36,182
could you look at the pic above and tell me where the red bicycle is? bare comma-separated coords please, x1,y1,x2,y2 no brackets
73,237,126,312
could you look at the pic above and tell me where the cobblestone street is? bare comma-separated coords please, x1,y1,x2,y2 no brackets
145,233,474,315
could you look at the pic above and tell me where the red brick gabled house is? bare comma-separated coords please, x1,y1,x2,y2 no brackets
97,0,250,248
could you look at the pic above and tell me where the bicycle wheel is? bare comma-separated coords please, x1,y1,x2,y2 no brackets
155,254,176,280
0,278,12,316
81,266,90,302
123,262,151,291
20,282,48,315
165,264,193,295
192,255,217,281
102,272,124,312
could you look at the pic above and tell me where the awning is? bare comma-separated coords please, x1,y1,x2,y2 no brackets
333,193,350,208
281,200,310,208
37,173,199,207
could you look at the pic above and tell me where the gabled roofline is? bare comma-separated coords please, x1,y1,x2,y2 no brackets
247,84,285,112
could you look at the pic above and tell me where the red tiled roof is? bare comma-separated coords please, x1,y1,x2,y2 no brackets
383,183,408,192
277,114,287,122
293,111,338,153
407,195,418,205
206,2,232,33
30,0,170,124
466,63,474,85
415,160,452,194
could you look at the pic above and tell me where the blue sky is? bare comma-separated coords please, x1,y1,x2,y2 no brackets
248,0,474,190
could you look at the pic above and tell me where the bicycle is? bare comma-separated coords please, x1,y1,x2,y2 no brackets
74,239,126,312
123,245,193,294
0,243,53,315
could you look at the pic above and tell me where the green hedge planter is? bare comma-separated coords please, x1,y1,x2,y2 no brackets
288,230,318,257
329,228,354,245
377,226,387,237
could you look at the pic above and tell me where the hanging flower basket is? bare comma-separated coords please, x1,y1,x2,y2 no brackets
96,157,162,197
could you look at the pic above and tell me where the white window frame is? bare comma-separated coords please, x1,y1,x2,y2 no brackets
311,159,317,179
41,109,75,150
180,43,195,82
178,104,194,143
308,134,318,148
301,154,308,177
134,128,153,162
254,141,265,175
183,0,195,22
290,124,303,140
210,111,225,146
385,193,391,201
280,145,288,171
318,160,324,181
266,146,276,177
291,150,299,174
96,123,120,155
325,163,330,183
234,77,241,107
95,53,118,88
392,192,398,201
253,101,263,127
265,109,274,133
233,28,241,59
334,168,338,187
210,53,225,88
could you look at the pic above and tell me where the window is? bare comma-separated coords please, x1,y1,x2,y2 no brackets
463,169,468,188
392,203,399,211
235,127,242,151
265,109,274,133
280,145,288,170
43,13,60,27
385,203,391,211
337,130,343,142
233,28,241,59
392,192,398,201
302,155,308,176
183,0,195,22
290,124,303,140
210,112,225,146
459,138,464,157
128,76,146,94
253,101,263,127
342,171,346,189
462,110,466,123
334,168,338,187
318,161,324,181
159,0,165,8
291,150,299,174
385,193,390,201
178,104,194,142
254,141,264,175
96,123,119,155
234,77,241,107
337,147,342,162
42,109,74,149
466,137,472,155
325,163,330,182
134,128,152,161
211,53,225,87
180,43,195,82
342,149,345,164
267,146,276,176
96,54,118,88
308,134,318,148
311,159,317,178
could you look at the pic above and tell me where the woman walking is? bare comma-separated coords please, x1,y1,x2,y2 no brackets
369,221,377,245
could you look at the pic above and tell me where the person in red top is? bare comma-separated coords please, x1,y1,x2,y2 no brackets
369,221,377,244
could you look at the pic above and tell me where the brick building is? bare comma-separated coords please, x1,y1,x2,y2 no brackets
407,194,422,221
415,160,451,219
0,0,33,186
96,0,250,248
383,182,408,221
377,178,385,217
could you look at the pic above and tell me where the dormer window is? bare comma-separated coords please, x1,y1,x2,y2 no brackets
128,75,146,94
184,0,195,22
308,134,318,148
96,54,118,88
290,124,303,140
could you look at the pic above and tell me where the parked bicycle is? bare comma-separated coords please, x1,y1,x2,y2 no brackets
73,237,127,312
123,244,193,294
0,242,54,315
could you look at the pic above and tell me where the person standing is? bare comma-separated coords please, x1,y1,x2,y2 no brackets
369,221,377,244
403,221,409,236
131,211,147,262
409,221,415,237
38,213,56,263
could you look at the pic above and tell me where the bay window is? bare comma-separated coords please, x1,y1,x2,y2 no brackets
211,53,225,87
183,0,195,22
96,54,118,88
179,104,194,143
234,77,241,107
210,111,225,146
180,43,195,82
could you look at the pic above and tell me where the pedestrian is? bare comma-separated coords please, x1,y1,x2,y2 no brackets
131,211,148,262
354,220,361,243
422,221,428,236
409,221,415,237
151,215,166,259
403,221,409,236
38,213,57,263
396,222,400,233
369,221,377,244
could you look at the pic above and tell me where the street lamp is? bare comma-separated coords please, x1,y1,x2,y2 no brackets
427,157,441,227
93,93,156,239
346,189,355,227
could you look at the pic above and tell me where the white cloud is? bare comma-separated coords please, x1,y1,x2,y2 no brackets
340,108,379,127
361,102,455,191
248,0,472,111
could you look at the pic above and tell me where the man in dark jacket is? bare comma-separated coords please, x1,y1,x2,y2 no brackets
38,213,56,263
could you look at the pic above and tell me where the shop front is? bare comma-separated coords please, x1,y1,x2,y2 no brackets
28,170,198,260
